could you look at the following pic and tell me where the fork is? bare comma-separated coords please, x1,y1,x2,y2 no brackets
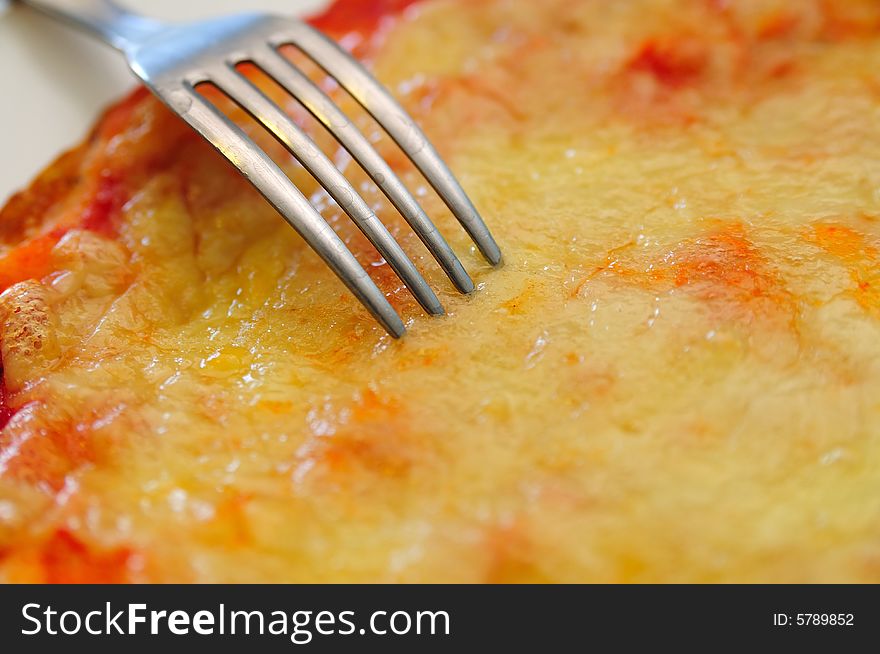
16,0,502,337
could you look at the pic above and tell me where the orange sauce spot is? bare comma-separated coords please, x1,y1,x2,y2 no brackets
350,386,400,422
79,173,127,237
207,493,254,547
396,345,447,370
767,58,798,80
484,522,549,583
668,225,793,324
320,433,413,478
612,5,828,126
500,281,539,315
93,87,151,142
585,223,792,325
1,405,98,493
4,529,137,583
0,227,67,294
804,223,878,261
615,35,709,126
296,389,427,485
672,226,771,294
756,10,800,41
805,222,880,317
627,36,708,89
310,0,422,36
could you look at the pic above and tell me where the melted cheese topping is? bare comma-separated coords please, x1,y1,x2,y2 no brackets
3,0,880,582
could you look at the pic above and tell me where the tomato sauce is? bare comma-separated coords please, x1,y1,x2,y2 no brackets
309,0,423,35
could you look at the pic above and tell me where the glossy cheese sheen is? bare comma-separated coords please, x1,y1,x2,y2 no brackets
2,0,880,582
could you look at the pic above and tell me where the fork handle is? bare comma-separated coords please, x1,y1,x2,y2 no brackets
17,0,163,52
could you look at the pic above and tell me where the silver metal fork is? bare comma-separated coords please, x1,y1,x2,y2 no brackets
17,0,502,337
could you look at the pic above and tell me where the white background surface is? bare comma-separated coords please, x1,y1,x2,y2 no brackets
0,0,329,204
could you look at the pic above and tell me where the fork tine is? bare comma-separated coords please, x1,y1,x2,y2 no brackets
270,24,503,267
253,45,476,294
210,66,444,316
161,84,406,337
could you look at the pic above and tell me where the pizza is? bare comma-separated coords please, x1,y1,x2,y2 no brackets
2,0,880,582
